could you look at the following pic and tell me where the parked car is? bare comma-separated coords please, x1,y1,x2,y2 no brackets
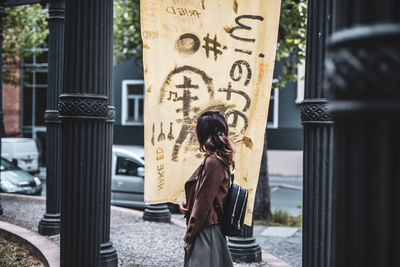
111,146,146,209
111,145,178,212
1,138,39,174
0,157,42,195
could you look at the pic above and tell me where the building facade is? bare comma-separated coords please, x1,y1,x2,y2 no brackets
3,54,303,166
113,56,303,150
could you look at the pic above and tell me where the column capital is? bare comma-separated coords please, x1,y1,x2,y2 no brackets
58,93,110,120
326,23,400,101
48,0,65,21
106,106,115,123
44,110,61,124
300,99,333,125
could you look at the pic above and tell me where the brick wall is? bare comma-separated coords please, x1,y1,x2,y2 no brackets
3,66,21,137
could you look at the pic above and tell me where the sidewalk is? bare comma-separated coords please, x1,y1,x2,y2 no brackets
254,226,301,267
172,214,301,267
0,194,278,266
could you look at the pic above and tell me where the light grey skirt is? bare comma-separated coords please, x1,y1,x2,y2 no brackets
184,224,234,267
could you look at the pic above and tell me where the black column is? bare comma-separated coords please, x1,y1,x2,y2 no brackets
326,1,400,266
228,224,261,262
143,204,171,223
300,1,335,266
38,0,64,236
59,1,116,266
99,103,118,266
99,4,118,265
0,4,5,216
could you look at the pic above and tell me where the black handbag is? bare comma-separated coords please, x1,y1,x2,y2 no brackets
215,168,248,237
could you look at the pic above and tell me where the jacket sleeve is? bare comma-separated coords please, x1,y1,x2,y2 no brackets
184,157,226,244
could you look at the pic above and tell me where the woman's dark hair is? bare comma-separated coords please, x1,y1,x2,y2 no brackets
196,111,235,169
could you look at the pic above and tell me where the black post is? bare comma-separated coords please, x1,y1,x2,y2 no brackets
0,4,5,216
99,6,118,266
143,204,171,223
326,1,400,266
59,1,116,266
38,0,64,236
228,224,261,262
300,0,335,266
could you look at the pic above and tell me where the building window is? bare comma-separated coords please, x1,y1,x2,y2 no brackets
121,80,145,126
116,157,143,176
296,60,305,104
21,48,48,166
267,79,279,129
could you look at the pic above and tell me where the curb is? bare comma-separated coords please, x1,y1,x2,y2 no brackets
110,205,144,217
0,220,59,267
270,183,302,191
262,251,292,267
0,192,45,201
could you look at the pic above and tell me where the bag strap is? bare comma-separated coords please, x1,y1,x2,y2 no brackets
197,159,206,179
214,165,232,222
193,157,207,194
228,166,234,184
196,156,233,223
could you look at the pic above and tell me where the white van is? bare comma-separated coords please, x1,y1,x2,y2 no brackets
111,145,146,209
1,138,40,174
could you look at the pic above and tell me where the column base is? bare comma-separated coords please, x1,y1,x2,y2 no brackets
228,236,262,263
143,204,171,223
100,241,118,267
38,213,61,236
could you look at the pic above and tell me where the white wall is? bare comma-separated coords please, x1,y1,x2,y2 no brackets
267,150,303,176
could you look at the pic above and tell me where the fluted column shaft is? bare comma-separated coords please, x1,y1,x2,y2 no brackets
38,0,64,236
59,1,116,266
301,1,335,267
100,3,117,263
228,224,261,263
327,1,400,266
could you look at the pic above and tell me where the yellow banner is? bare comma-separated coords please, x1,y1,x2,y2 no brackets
142,0,281,225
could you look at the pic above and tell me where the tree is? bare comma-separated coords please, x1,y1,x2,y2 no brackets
113,0,307,220
2,4,48,85
113,0,307,89
253,130,272,220
274,0,307,89
254,0,307,221
113,0,141,63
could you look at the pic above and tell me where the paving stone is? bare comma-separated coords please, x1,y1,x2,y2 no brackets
0,195,270,267
260,227,299,237
255,225,302,267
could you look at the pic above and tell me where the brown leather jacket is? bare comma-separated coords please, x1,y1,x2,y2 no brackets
183,154,230,244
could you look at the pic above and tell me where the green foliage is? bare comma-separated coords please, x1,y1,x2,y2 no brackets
274,0,307,89
113,0,307,88
254,209,302,227
2,1,306,88
113,0,142,63
2,4,48,85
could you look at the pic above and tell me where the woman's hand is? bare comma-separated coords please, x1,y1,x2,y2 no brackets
179,199,188,214
184,242,192,254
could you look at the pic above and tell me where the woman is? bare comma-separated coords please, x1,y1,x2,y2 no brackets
179,111,234,267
